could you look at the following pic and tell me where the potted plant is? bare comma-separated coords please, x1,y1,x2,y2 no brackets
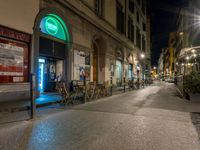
183,71,200,100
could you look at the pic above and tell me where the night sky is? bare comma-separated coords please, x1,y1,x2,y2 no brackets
150,0,188,67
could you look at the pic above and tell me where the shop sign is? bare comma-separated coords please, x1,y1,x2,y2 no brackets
40,14,69,41
45,17,58,35
0,25,31,43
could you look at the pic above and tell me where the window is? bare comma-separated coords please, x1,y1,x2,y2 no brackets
0,37,29,83
137,12,140,23
128,17,134,43
129,0,135,13
142,0,146,15
116,1,125,34
142,35,146,51
142,22,146,31
137,0,140,6
128,64,133,79
95,0,103,16
136,27,141,49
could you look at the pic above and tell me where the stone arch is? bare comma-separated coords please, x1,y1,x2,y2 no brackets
115,46,124,86
32,8,73,95
92,35,107,54
34,8,73,43
91,35,107,82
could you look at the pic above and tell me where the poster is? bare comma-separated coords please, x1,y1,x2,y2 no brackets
85,66,90,80
74,49,90,80
0,43,24,76
48,61,56,81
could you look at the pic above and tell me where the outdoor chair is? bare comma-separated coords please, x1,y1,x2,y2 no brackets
71,81,84,101
56,81,73,104
128,80,134,90
85,82,96,100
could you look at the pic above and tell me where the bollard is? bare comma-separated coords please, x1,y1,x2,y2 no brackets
123,77,126,93
83,76,86,103
30,73,36,119
110,77,113,96
132,77,134,90
137,77,140,89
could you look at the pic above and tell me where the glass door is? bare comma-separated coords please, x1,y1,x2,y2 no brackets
116,60,122,85
38,58,45,93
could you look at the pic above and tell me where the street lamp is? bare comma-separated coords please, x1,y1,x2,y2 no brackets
136,65,140,89
140,53,145,59
140,53,145,81
179,32,184,36
191,49,196,53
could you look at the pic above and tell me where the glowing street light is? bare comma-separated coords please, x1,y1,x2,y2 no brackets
179,32,184,36
153,66,157,70
140,53,145,59
191,49,196,53
186,56,189,60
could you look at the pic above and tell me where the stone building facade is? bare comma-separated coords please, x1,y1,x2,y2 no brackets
175,0,200,75
0,0,150,102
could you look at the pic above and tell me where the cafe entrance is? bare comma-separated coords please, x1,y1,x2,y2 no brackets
35,13,72,103
38,58,64,93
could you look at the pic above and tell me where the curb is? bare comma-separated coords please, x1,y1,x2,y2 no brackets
0,101,62,113
0,85,152,113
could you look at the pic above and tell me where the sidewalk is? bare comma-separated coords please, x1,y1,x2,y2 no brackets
0,93,63,113
0,84,154,113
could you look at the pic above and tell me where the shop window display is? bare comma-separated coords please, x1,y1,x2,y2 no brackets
74,50,90,81
0,37,29,83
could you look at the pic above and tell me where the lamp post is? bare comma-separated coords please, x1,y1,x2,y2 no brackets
140,53,145,81
136,66,140,89
136,53,145,88
153,66,157,79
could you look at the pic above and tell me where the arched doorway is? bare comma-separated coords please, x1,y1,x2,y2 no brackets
34,13,72,95
116,50,123,86
92,36,107,83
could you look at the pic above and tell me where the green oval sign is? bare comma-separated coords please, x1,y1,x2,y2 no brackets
40,14,69,41
45,17,58,35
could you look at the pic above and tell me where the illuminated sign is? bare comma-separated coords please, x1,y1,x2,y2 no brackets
45,18,58,35
40,14,70,41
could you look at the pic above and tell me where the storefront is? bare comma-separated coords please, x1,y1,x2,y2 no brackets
128,64,133,79
127,54,133,80
116,60,122,86
115,50,124,86
0,25,31,101
35,13,71,94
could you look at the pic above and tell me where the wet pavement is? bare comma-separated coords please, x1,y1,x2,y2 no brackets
0,81,200,150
